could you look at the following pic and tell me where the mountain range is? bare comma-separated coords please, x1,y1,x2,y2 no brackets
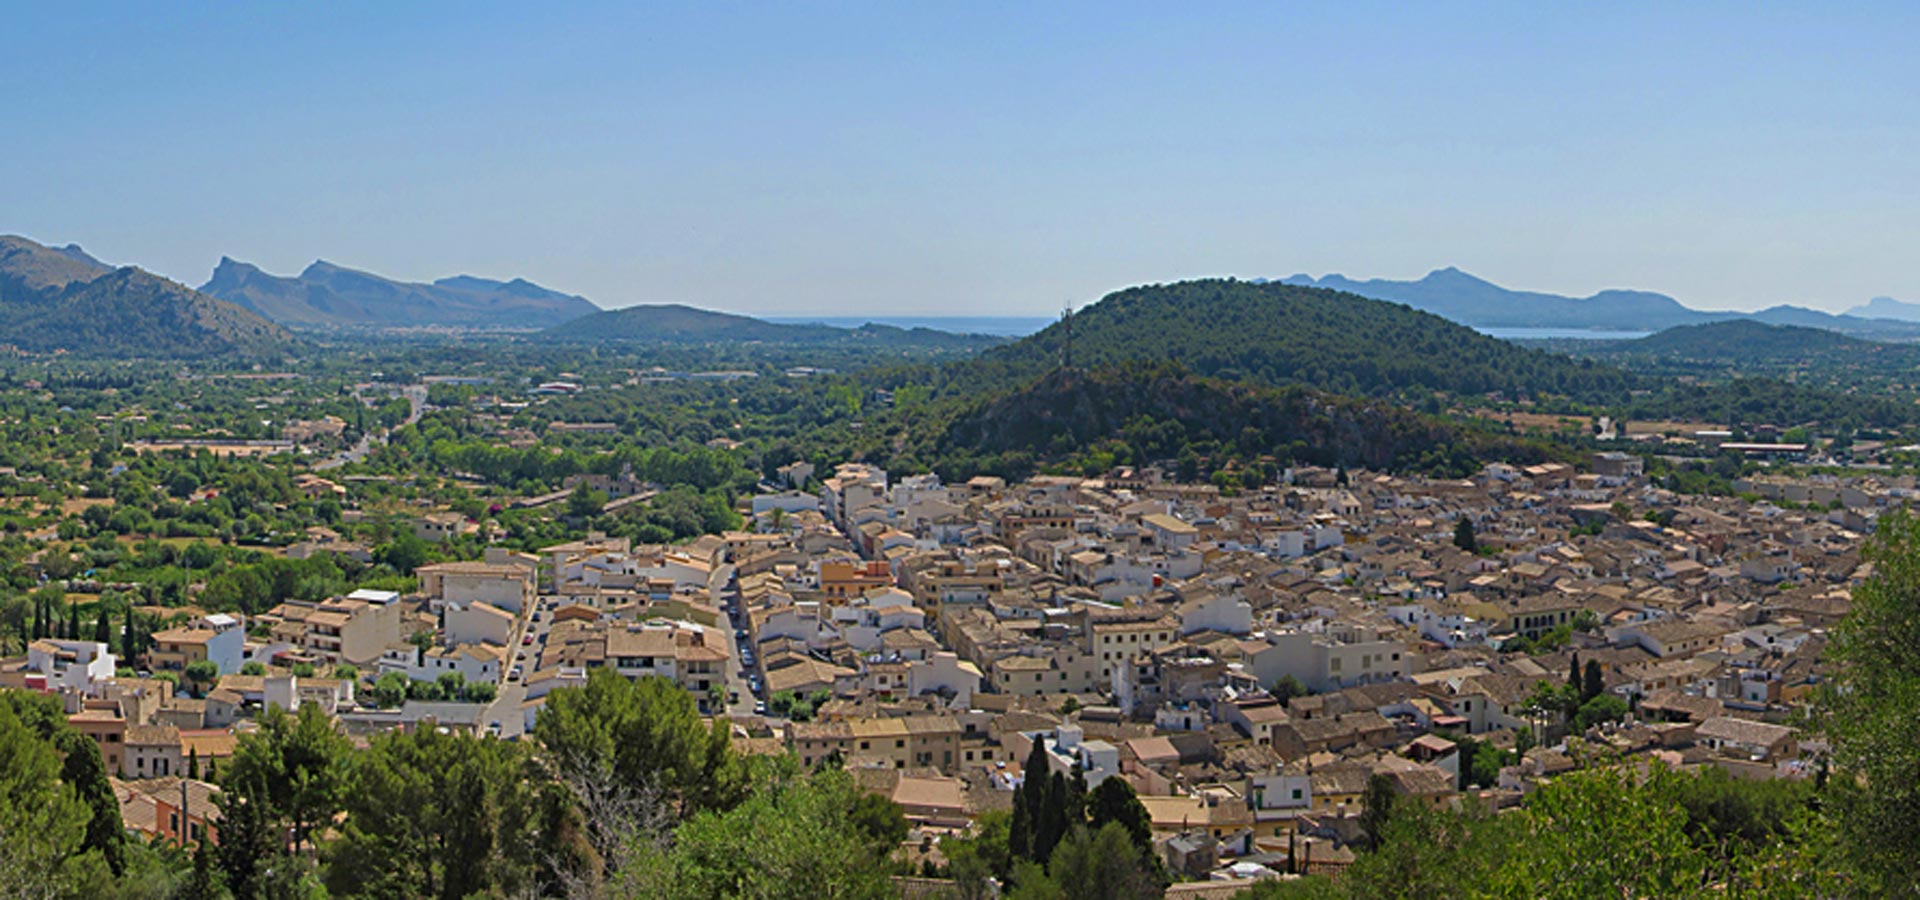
200,258,600,329
542,303,1005,348
0,235,290,357
1846,296,1920,322
1277,268,1920,339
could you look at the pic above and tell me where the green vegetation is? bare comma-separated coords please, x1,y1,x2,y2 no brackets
0,236,293,358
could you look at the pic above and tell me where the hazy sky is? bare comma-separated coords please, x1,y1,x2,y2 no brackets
6,3,1917,315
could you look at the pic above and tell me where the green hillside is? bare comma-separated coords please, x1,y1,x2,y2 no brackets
1614,320,1893,361
962,279,1637,400
0,236,292,357
911,363,1547,479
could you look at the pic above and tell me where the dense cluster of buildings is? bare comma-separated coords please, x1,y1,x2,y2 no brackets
3,452,1889,882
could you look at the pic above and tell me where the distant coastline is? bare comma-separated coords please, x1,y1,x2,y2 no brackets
1477,326,1652,340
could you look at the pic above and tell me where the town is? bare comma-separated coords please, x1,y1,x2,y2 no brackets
13,439,1866,891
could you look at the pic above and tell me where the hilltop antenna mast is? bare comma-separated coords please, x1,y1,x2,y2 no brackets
1059,305,1074,370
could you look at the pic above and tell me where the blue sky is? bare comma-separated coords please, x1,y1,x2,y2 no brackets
5,3,1917,315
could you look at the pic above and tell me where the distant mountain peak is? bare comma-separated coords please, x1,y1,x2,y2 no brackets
0,234,288,356
198,256,600,330
1846,295,1920,323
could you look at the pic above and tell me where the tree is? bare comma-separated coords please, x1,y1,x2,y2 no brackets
1573,693,1629,732
1085,777,1153,860
534,669,746,824
371,672,409,708
942,809,1013,897
568,485,608,519
178,838,223,900
1452,515,1477,552
241,661,267,676
1272,674,1309,706
848,790,910,851
1815,508,1920,891
92,608,110,645
611,766,896,900
1041,823,1161,900
123,603,141,660
375,531,433,576
1582,659,1605,703
324,727,565,899
1011,737,1053,863
0,698,93,896
184,659,220,697
223,703,353,852
217,773,293,900
1359,773,1397,850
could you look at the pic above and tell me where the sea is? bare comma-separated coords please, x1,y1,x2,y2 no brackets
762,318,1651,341
764,315,1054,337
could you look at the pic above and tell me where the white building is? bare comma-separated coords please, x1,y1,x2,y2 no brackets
26,640,115,693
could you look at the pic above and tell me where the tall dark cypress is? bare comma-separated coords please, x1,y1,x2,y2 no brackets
1583,659,1605,703
1012,736,1052,861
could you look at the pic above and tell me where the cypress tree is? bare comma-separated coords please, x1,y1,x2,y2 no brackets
1583,659,1605,703
1012,737,1052,861
1568,652,1582,693
93,608,110,645
1037,771,1070,862
67,603,80,642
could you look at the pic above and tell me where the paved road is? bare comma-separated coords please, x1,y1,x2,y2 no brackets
317,384,426,471
720,593,760,718
482,593,553,739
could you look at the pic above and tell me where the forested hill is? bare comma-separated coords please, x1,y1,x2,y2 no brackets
544,302,1005,349
960,279,1637,401
0,235,292,357
916,363,1547,479
1603,320,1913,364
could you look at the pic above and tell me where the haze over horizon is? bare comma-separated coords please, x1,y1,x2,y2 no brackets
7,2,1918,316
